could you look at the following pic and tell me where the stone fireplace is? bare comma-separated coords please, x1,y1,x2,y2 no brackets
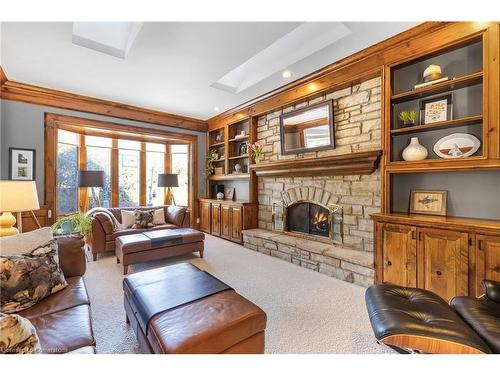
242,76,382,287
272,186,343,244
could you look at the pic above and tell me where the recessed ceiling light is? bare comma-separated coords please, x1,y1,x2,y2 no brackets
214,107,220,112
282,70,292,79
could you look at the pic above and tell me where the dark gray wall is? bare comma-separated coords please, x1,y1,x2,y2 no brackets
392,170,500,220
0,99,206,204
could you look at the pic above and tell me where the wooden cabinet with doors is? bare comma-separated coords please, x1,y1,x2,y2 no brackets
376,222,417,287
474,235,500,296
373,214,500,301
199,200,211,233
230,206,242,243
221,204,232,240
417,228,469,301
211,202,221,236
199,199,257,244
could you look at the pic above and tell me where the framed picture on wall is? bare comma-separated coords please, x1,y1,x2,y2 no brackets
9,148,36,181
409,190,447,216
420,94,453,124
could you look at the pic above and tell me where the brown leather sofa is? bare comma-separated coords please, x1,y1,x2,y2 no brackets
18,236,96,354
89,205,190,260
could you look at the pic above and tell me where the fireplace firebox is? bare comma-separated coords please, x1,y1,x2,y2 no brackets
287,202,330,238
272,187,343,244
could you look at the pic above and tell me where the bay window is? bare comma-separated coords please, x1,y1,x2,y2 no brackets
51,116,195,220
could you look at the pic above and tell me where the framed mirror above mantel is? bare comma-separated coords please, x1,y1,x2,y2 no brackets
279,100,334,155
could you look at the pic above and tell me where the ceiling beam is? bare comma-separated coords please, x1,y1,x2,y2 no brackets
207,22,455,130
0,69,207,133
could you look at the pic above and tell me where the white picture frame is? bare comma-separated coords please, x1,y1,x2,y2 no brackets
9,148,36,181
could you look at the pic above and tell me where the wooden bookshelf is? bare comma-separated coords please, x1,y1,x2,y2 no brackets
390,115,483,135
391,71,483,103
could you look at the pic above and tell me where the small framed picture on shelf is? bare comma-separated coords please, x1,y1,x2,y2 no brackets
224,187,235,201
239,142,248,156
409,190,447,216
420,94,452,124
9,147,36,180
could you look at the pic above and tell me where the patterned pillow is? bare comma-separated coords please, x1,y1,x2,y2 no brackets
132,209,154,229
0,240,67,314
0,313,41,354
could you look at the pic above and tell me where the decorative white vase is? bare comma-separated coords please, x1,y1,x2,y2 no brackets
402,137,428,161
216,192,224,200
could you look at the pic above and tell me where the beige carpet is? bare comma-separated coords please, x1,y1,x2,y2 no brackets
85,234,391,354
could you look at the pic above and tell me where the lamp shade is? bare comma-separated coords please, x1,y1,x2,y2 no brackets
0,180,40,212
78,170,104,188
158,173,178,187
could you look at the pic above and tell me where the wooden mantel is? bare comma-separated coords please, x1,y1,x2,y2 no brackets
249,150,382,177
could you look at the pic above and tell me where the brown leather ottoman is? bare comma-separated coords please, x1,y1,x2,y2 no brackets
116,228,204,274
123,263,267,354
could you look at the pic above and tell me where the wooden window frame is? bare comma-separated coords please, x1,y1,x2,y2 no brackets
45,113,198,227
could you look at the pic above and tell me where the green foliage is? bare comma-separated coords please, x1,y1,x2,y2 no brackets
205,149,219,176
51,212,93,240
399,110,417,123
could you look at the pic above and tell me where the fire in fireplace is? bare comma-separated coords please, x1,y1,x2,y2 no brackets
287,202,330,238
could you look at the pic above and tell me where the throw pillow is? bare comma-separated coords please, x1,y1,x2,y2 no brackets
0,313,41,354
153,208,166,225
132,209,154,229
0,227,53,256
0,239,67,314
121,210,136,228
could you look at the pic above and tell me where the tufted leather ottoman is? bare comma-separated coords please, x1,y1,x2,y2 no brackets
365,284,492,354
123,263,267,354
116,228,204,274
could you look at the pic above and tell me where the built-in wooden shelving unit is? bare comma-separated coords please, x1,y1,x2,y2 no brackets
375,27,500,300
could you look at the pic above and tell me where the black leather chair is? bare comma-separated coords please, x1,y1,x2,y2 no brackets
365,280,500,354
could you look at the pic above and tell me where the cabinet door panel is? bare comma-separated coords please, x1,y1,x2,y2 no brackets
221,204,232,240
418,228,469,301
200,202,211,233
475,235,500,296
211,203,221,236
377,223,416,287
231,206,242,243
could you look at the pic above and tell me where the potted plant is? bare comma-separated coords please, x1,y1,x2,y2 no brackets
51,212,93,241
399,110,417,126
249,142,264,164
205,149,219,176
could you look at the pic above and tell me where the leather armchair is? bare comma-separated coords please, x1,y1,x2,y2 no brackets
89,205,190,260
450,280,500,354
365,281,500,354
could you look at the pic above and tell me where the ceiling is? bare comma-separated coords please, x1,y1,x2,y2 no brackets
1,22,419,120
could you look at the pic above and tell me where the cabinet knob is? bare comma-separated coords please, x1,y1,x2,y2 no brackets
436,270,442,276
387,260,392,266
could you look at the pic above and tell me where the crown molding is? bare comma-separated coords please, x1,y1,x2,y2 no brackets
0,66,7,86
0,70,207,133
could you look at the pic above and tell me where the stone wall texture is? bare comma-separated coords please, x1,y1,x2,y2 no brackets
256,77,382,254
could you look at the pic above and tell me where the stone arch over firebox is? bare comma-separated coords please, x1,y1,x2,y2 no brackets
281,186,337,208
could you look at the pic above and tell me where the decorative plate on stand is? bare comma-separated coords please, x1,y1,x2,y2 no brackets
433,133,480,159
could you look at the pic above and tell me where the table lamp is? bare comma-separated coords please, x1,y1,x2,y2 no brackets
158,173,178,206
78,170,104,213
0,180,40,237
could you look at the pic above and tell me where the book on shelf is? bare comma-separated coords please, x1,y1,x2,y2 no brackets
413,77,449,90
